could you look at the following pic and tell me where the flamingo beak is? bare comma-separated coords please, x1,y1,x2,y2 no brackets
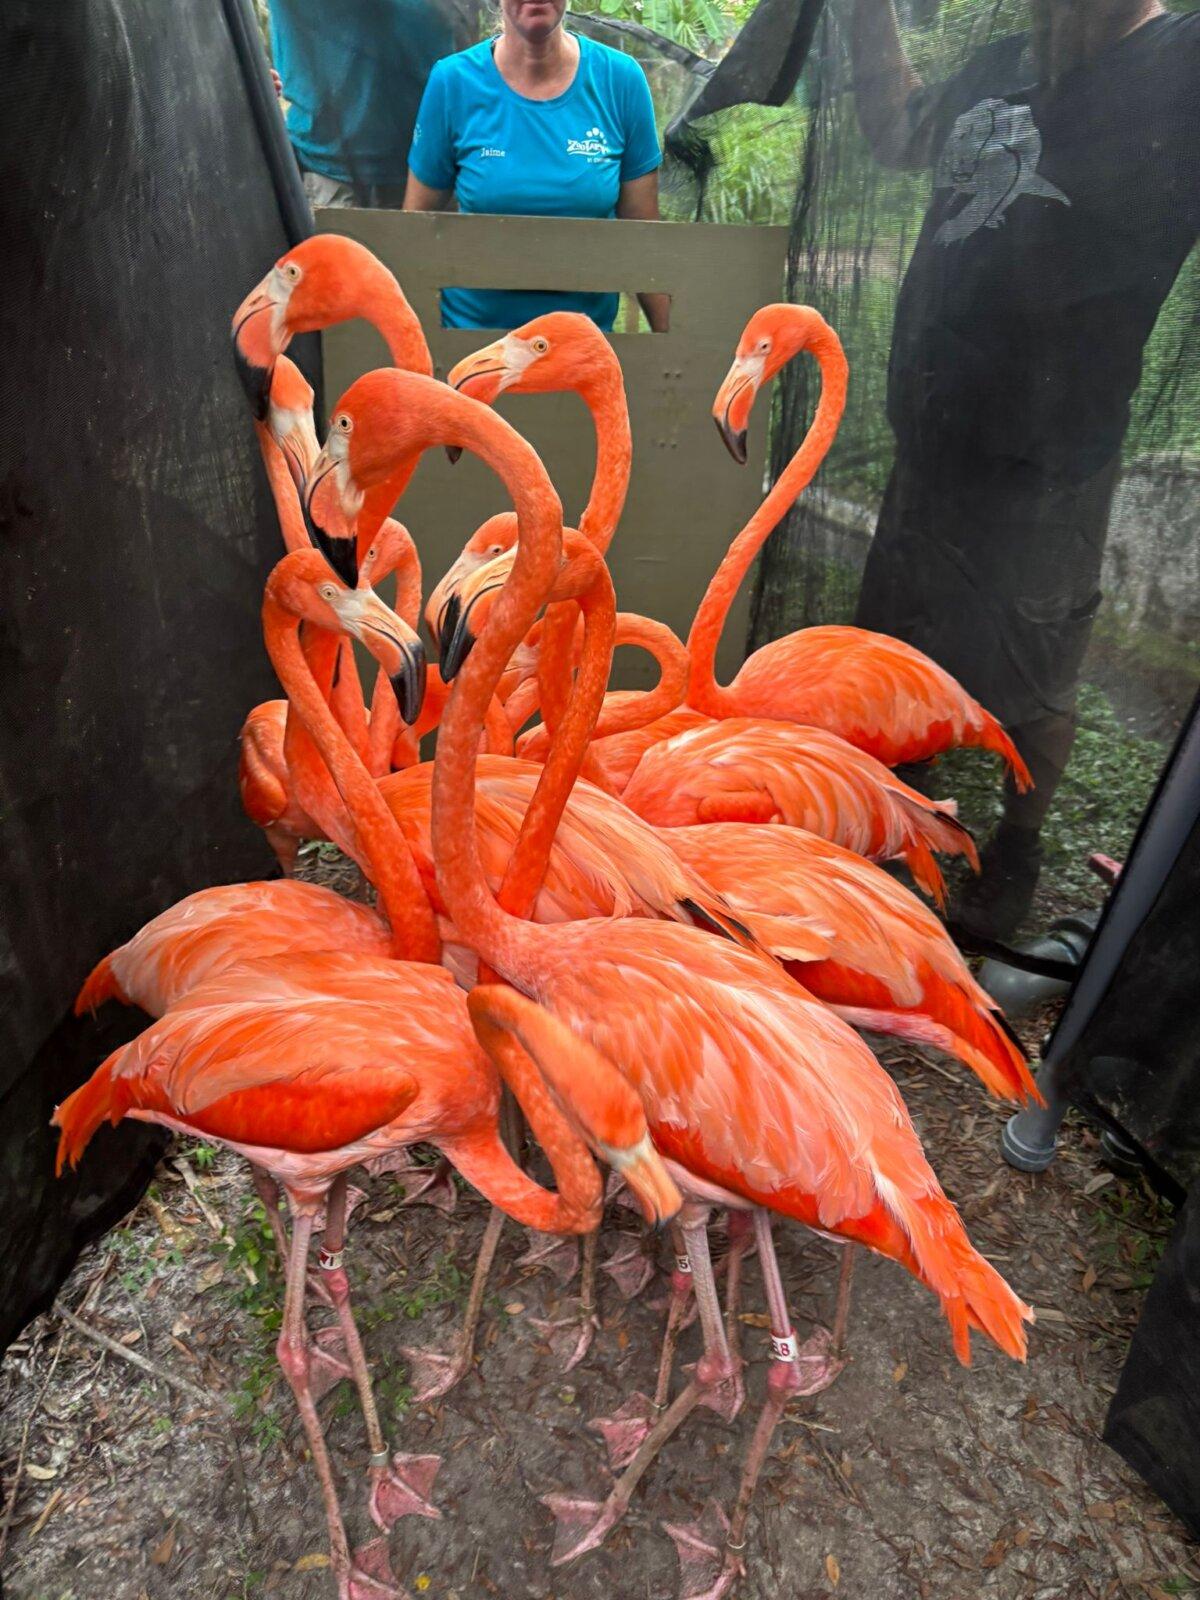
447,340,510,405
712,357,759,466
304,446,359,589
231,284,280,421
445,445,463,466
609,1136,682,1229
337,588,427,725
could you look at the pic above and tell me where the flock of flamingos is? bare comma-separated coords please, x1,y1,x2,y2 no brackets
54,234,1040,1600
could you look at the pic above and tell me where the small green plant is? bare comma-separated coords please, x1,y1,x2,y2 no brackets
191,1142,217,1170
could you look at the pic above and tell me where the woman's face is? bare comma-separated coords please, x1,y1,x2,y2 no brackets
500,0,567,45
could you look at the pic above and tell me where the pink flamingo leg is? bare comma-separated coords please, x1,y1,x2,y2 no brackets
720,1210,756,1359
830,1242,856,1359
274,1202,400,1600
400,1205,506,1401
250,1164,335,1310
531,1226,600,1370
590,1222,694,1471
313,1176,443,1533
544,1208,744,1567
665,1214,850,1599
664,1210,831,1600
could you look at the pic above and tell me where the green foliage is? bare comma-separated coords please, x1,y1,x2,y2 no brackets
361,1251,467,1331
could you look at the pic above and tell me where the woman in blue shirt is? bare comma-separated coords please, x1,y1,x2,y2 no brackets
404,0,669,331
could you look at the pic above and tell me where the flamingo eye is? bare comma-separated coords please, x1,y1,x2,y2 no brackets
530,337,549,355
487,544,503,557
335,413,352,433
318,582,337,600
756,337,771,355
284,262,302,283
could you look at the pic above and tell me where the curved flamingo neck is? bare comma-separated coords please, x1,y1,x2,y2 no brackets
576,366,630,554
263,596,441,964
685,325,848,718
343,271,433,378
426,397,568,985
498,548,615,918
255,424,309,553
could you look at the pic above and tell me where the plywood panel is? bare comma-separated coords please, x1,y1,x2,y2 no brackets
318,210,787,684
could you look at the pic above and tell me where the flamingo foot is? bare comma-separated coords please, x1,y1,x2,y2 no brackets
791,1325,846,1396
529,1300,599,1371
308,1325,354,1402
365,1153,457,1212
398,1341,472,1404
348,1536,405,1599
662,1501,744,1600
515,1229,580,1286
600,1237,655,1301
587,1392,656,1471
542,1492,622,1567
368,1451,442,1530
312,1184,369,1235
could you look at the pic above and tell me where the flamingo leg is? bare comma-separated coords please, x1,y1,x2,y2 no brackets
400,1204,506,1402
664,1211,829,1600
250,1164,334,1310
314,1176,443,1533
531,1226,600,1370
274,1202,399,1600
830,1242,856,1359
544,1210,743,1567
720,1210,756,1361
590,1222,693,1472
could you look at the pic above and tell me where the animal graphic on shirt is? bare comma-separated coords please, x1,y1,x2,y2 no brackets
934,98,1069,246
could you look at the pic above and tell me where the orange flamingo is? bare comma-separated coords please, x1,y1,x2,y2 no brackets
701,305,1031,781
309,368,1032,1588
57,957,679,1600
233,232,432,588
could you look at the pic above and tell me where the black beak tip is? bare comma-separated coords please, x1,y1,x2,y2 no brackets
391,645,428,726
439,621,475,682
233,340,272,423
311,527,359,590
715,416,748,465
441,593,461,648
445,445,463,466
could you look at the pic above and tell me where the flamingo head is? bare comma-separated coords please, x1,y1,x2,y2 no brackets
358,517,418,590
234,236,415,419
424,513,518,646
449,312,613,404
267,549,427,724
713,304,833,464
265,356,320,494
437,544,518,681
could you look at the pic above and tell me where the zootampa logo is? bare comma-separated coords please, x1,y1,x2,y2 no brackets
567,125,611,158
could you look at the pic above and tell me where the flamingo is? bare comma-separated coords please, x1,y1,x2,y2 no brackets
232,233,432,589
701,305,1032,780
56,957,681,1600
445,307,1031,791
308,367,1032,1593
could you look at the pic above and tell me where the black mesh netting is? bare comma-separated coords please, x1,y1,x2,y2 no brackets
0,0,317,1350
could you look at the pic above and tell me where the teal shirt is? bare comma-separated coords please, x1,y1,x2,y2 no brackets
270,0,454,187
409,34,661,330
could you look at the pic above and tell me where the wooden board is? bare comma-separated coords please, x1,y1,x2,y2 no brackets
318,209,788,684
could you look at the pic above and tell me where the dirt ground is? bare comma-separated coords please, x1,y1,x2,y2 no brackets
3,971,1197,1600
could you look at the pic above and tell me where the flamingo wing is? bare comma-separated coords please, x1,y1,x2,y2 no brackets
621,719,977,905
730,625,1031,784
77,881,392,1019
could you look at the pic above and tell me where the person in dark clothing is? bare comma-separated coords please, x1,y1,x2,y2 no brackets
848,0,1200,937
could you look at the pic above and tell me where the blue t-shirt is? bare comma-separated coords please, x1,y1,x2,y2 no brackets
271,0,454,187
409,34,661,330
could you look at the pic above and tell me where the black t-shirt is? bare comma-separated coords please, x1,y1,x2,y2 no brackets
887,13,1200,481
